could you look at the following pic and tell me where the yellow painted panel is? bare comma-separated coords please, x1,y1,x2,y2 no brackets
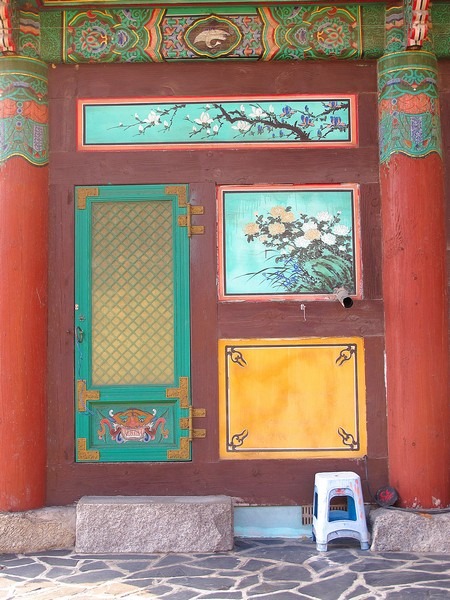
219,338,367,459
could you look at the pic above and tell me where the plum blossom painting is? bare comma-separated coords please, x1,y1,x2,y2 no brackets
78,95,356,150
218,184,361,301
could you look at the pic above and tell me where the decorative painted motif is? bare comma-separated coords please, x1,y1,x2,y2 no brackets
406,0,430,49
378,51,442,164
0,0,16,53
98,408,169,443
219,338,367,459
12,4,450,64
183,15,243,58
260,5,361,60
161,11,262,60
359,3,384,59
79,95,356,150
385,3,406,54
64,8,159,62
40,10,63,63
217,185,361,301
35,4,450,63
57,6,363,63
18,9,41,58
42,0,363,6
0,57,48,166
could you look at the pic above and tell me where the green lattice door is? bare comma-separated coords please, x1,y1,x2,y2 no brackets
75,185,195,462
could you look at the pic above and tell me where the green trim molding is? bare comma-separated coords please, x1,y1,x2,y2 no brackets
0,56,48,165
378,51,442,164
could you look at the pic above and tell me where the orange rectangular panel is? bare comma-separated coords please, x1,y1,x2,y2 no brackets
219,338,367,459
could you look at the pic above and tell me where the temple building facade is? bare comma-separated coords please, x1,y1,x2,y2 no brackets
0,0,449,515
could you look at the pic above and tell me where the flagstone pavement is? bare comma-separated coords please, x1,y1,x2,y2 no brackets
0,538,449,599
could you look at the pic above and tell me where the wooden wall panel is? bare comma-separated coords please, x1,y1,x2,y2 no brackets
47,61,387,506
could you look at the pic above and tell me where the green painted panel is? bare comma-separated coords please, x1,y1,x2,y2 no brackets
75,185,191,462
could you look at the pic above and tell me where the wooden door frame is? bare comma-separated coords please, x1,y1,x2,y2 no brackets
47,61,388,506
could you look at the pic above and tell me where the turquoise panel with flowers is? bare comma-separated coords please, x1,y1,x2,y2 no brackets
217,185,361,301
78,96,356,150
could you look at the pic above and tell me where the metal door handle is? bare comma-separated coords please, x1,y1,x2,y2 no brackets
76,326,84,343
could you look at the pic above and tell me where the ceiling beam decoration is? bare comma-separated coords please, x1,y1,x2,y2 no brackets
0,0,16,53
406,0,430,48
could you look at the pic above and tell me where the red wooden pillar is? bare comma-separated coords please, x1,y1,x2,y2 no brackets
0,57,49,510
378,51,450,508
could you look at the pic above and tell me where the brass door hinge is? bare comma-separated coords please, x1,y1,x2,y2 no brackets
166,378,206,459
180,406,207,440
178,203,205,237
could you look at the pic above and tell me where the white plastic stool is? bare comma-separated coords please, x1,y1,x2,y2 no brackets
312,471,370,551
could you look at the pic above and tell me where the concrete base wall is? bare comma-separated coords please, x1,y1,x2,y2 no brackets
0,506,76,554
76,496,234,554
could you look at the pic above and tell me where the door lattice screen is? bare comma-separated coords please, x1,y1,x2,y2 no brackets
91,201,174,386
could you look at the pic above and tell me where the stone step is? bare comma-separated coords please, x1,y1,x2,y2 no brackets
75,495,234,553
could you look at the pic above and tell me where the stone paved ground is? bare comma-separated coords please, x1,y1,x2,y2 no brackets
0,538,449,599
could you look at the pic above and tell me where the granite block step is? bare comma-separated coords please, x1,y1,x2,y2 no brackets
75,495,234,554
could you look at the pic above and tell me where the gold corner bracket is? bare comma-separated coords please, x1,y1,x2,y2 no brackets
165,185,188,207
167,437,190,460
77,380,100,412
76,187,99,210
77,438,100,461
166,376,189,408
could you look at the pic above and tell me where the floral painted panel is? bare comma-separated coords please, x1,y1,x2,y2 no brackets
78,96,357,150
218,185,361,301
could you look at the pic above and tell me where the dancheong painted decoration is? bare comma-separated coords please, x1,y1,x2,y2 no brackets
78,95,357,150
97,408,169,444
217,185,361,301
0,57,48,165
56,5,362,62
